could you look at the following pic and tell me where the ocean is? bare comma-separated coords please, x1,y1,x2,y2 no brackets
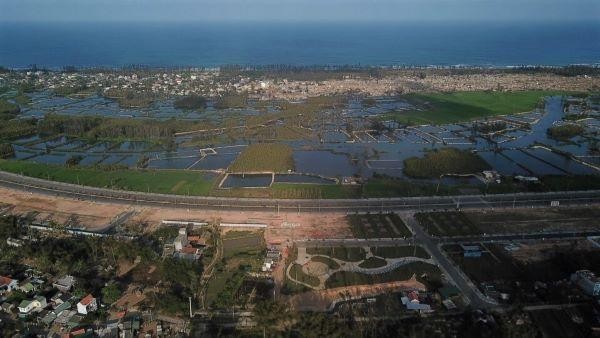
0,21,599,68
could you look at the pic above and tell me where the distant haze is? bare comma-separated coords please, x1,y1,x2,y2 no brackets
2,0,599,23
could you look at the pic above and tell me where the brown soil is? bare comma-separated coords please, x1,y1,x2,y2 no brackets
0,186,352,241
286,276,426,311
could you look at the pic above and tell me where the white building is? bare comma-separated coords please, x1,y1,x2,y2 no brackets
18,295,47,315
571,270,600,296
173,227,189,251
77,294,98,315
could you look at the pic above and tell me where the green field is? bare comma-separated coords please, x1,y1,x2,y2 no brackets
206,230,265,308
229,143,294,172
289,263,320,287
222,230,264,258
403,148,490,178
0,159,214,195
271,183,360,199
383,90,566,125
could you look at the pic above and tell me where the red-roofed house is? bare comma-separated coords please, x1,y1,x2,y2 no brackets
407,291,420,303
187,236,207,246
76,294,97,315
0,276,18,294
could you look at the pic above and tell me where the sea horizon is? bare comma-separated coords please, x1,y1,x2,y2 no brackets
1,21,599,69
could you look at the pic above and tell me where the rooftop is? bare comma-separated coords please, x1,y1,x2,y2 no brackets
79,294,95,306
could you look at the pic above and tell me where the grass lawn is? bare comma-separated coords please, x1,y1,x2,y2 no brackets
371,246,430,259
271,183,360,199
222,230,264,258
289,263,320,287
229,143,294,172
363,176,458,197
403,148,490,178
383,90,566,125
0,159,214,195
306,246,366,262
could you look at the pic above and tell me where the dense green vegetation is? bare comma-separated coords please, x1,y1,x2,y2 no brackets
0,216,203,316
403,148,490,178
384,90,564,125
0,118,37,141
474,121,508,133
547,124,585,140
0,143,14,159
229,143,294,172
38,114,183,142
0,99,20,120
174,94,207,110
104,88,155,108
0,159,214,195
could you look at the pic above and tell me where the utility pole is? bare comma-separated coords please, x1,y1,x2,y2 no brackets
189,296,193,318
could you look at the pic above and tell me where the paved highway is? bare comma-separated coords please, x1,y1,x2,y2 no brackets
0,170,598,213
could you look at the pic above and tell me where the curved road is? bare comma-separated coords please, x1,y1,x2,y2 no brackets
0,170,599,212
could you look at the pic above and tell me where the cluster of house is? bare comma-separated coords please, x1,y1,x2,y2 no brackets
261,247,281,272
400,290,433,312
0,273,100,332
172,227,207,260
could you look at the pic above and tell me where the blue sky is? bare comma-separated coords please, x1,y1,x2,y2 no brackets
1,0,598,22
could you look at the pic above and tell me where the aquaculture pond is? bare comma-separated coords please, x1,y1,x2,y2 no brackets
6,94,599,188
220,173,274,188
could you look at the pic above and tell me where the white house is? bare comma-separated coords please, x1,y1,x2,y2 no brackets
18,295,47,315
0,276,18,294
76,294,98,315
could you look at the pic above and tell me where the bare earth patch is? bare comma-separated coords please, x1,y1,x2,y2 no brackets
286,276,426,311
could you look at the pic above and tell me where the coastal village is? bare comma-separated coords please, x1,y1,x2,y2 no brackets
1,67,597,103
